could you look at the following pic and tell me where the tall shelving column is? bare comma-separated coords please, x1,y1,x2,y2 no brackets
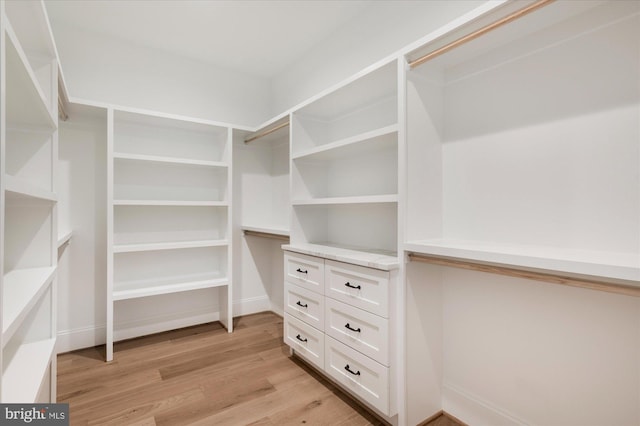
106,108,232,361
0,0,59,402
289,59,399,265
284,59,402,423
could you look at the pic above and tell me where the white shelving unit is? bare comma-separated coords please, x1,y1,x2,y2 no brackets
290,60,400,259
107,108,233,361
403,1,640,424
1,0,59,403
285,58,401,423
404,0,640,286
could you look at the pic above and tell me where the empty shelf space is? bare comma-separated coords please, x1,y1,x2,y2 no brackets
113,273,228,300
113,239,229,253
4,175,56,202
4,21,56,129
283,243,399,271
113,200,228,207
113,152,228,168
292,195,398,206
2,267,56,344
405,240,640,284
292,124,398,160
2,338,56,403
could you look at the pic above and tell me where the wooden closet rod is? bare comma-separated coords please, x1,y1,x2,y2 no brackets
244,121,290,144
408,253,640,298
409,0,555,69
244,230,290,241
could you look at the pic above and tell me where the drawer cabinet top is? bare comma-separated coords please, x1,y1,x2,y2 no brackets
283,244,399,271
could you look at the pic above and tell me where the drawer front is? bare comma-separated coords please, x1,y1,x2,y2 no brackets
325,298,389,366
325,336,389,415
285,282,324,331
285,252,324,294
284,313,324,370
325,260,389,317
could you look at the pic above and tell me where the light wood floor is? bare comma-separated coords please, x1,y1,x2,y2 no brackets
57,312,462,426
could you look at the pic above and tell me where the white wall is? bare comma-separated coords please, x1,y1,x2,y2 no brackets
52,23,271,127
270,0,484,115
442,267,640,426
407,261,640,426
57,110,108,352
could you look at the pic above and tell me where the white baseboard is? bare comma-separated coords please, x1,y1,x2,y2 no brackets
56,295,272,353
442,382,528,426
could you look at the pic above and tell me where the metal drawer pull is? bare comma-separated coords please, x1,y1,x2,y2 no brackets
344,323,361,333
296,334,308,343
296,268,308,274
344,282,361,290
296,301,308,308
344,364,361,376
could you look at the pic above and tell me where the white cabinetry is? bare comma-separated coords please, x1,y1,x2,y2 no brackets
403,1,640,424
283,250,398,419
285,58,401,422
0,0,58,402
290,60,399,259
405,0,640,284
106,109,232,361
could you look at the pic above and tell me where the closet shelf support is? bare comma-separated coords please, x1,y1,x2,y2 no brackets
408,0,555,69
408,253,640,298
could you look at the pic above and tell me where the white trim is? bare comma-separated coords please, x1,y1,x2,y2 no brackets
56,295,272,353
442,382,529,426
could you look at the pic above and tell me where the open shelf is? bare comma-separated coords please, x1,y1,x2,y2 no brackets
114,159,227,202
114,110,229,163
113,152,227,169
4,175,57,202
405,240,639,285
4,21,56,129
292,60,397,156
114,204,228,246
113,239,228,253
241,225,289,238
405,1,639,271
113,200,228,207
292,131,397,201
292,125,397,160
283,243,398,271
2,267,56,344
292,195,398,206
113,273,228,301
2,338,56,403
292,202,397,257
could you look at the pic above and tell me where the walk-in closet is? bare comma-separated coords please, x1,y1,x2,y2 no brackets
0,0,638,425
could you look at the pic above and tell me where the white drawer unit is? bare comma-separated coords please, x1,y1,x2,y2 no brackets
325,259,389,318
284,252,325,294
284,313,325,371
325,336,390,415
325,297,389,366
285,281,324,331
283,249,397,418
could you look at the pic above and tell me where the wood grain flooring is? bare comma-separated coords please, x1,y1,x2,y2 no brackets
57,312,391,426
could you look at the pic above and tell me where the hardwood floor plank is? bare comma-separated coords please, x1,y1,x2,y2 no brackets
58,312,389,426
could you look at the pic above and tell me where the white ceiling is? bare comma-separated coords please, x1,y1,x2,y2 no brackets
44,0,373,79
